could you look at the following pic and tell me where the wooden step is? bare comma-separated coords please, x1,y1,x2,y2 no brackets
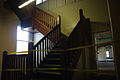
37,71,61,75
46,58,60,61
40,64,61,68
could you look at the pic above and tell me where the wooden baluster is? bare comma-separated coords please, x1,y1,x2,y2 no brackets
46,38,48,55
49,16,51,29
45,38,47,55
56,27,58,43
55,19,56,27
20,57,22,71
16,56,18,69
37,45,39,66
41,13,43,24
56,29,57,43
40,43,42,61
47,37,49,55
53,31,55,44
55,29,57,44
52,31,55,43
49,34,51,49
37,46,39,66
21,57,23,73
39,43,42,62
50,40,52,49
39,44,41,65
51,17,52,29
17,56,18,69
33,47,36,68
23,56,25,73
20,56,24,72
47,15,49,27
38,10,40,21
44,14,47,26
44,39,46,57
51,32,53,43
39,10,41,22
48,16,49,28
23,57,25,74
43,40,45,58
17,57,19,70
24,57,27,75
43,13,45,25
42,41,44,60
57,27,59,42
36,47,38,68
47,36,49,51
49,16,51,28
52,18,54,29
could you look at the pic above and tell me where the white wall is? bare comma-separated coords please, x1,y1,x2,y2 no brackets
37,0,110,36
97,47,106,61
0,0,20,79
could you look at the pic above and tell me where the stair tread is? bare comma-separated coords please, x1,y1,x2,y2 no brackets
42,64,61,67
50,53,61,54
46,58,60,60
36,71,61,75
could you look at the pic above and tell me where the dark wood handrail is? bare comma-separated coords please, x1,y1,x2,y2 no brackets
33,22,61,68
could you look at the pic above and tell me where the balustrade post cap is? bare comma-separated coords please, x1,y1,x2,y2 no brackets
3,51,8,55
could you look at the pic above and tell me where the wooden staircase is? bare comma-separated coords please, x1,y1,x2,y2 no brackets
1,7,116,80
31,43,62,80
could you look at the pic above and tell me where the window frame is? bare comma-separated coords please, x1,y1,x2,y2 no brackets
16,26,29,54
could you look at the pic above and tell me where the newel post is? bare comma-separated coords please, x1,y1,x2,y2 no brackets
79,9,83,19
28,41,34,76
57,16,61,39
2,51,7,70
2,51,8,80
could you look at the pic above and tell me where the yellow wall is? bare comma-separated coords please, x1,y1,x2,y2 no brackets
37,0,110,36
0,0,20,79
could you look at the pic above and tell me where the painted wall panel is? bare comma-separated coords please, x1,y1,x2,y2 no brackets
57,0,65,8
49,0,57,10
66,0,74,4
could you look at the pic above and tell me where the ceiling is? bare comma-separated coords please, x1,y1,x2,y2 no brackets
4,0,33,28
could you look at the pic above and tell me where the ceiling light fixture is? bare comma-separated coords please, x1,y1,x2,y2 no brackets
18,0,35,9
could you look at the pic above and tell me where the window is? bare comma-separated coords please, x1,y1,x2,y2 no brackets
16,26,29,54
36,0,47,5
106,51,110,58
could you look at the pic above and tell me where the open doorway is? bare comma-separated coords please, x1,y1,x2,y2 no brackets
94,31,115,70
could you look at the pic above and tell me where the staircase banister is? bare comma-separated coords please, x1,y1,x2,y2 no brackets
79,9,89,22
35,7,57,20
34,24,60,47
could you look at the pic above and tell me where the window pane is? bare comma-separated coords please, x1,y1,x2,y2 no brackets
16,26,29,54
17,26,29,41
106,51,110,57
16,41,28,54
43,0,47,2
36,0,42,5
